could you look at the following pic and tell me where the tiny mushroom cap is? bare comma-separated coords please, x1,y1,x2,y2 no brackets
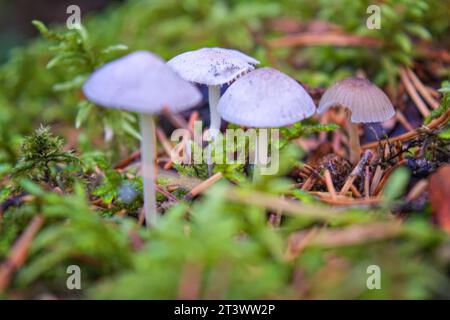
217,67,316,128
317,77,395,123
83,50,202,114
167,47,260,86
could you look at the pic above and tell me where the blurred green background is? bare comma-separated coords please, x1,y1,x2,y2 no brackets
0,0,123,62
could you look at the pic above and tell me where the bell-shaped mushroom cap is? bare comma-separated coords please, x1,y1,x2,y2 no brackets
83,51,202,114
217,68,316,128
317,77,395,123
167,47,260,86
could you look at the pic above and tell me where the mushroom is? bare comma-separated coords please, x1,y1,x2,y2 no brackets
83,51,202,226
318,77,395,164
167,47,260,139
217,67,316,181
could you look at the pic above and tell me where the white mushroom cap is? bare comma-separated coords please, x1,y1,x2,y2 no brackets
167,47,260,86
83,51,202,114
217,68,316,128
318,77,395,123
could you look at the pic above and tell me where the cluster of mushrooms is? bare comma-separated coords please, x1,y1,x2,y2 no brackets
83,47,395,227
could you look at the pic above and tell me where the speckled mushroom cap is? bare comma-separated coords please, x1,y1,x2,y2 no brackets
167,47,260,86
318,77,395,123
217,68,316,128
83,51,202,114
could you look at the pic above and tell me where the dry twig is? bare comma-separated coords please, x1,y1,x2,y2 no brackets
323,169,337,200
406,68,439,109
184,172,223,200
363,111,449,150
340,150,373,195
400,67,430,117
269,32,381,48
287,222,401,251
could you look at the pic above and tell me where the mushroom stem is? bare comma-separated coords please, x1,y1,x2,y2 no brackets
208,85,221,139
253,130,269,183
139,114,157,227
346,111,361,164
253,136,261,183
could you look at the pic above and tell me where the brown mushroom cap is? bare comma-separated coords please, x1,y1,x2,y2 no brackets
318,77,395,123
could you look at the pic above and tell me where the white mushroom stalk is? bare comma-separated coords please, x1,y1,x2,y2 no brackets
83,51,201,227
217,67,316,182
139,114,157,226
318,77,395,164
208,85,222,139
253,129,269,183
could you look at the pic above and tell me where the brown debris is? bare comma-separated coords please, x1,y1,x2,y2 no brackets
307,142,334,166
161,107,191,135
396,110,414,131
340,150,373,195
287,222,401,252
406,68,439,110
177,261,203,300
317,154,352,190
362,111,449,150
269,32,381,48
373,159,408,196
429,165,450,233
0,215,44,293
155,126,174,157
310,192,379,206
400,67,430,117
183,172,223,201
114,150,141,170
285,228,320,261
323,169,337,200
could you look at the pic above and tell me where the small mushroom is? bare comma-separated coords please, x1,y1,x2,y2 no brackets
83,51,202,226
318,77,395,164
217,67,316,181
167,47,260,138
